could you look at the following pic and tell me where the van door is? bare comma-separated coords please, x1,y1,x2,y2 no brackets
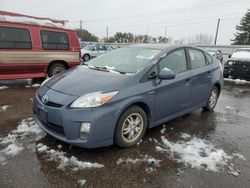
155,48,192,120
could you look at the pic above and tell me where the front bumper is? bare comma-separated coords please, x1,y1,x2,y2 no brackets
33,87,119,148
224,64,250,80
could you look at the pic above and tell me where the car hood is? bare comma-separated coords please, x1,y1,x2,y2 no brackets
81,49,91,54
45,66,132,96
229,57,250,62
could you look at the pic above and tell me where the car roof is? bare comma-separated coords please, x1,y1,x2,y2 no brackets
127,43,194,50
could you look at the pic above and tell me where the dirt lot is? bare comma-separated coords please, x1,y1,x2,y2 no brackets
0,79,250,188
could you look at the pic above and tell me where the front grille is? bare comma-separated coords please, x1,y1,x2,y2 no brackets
44,121,65,135
38,94,63,108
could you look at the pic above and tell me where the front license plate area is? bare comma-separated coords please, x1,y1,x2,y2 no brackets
38,108,48,123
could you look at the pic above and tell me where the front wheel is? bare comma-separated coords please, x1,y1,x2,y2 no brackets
114,106,147,148
203,86,219,111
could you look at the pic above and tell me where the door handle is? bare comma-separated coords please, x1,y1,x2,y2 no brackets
207,71,212,77
184,78,191,86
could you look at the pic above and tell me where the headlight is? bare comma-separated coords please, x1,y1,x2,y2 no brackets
228,61,233,65
70,91,119,108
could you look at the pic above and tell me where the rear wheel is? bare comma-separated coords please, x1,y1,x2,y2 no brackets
83,54,90,62
203,86,219,111
48,63,66,77
115,106,147,148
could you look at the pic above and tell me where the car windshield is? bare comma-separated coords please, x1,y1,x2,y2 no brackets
84,45,93,51
232,49,250,59
85,47,161,73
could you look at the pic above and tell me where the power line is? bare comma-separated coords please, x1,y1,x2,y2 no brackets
83,0,249,23
83,16,241,31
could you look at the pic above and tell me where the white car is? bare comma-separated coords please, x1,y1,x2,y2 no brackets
81,44,107,61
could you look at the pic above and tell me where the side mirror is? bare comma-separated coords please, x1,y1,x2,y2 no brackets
158,68,175,80
228,54,232,58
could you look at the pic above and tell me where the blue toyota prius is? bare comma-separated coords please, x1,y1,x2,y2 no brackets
33,44,223,148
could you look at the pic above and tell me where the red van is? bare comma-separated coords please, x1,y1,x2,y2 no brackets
0,11,81,80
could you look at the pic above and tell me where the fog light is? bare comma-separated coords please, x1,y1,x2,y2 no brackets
80,122,91,140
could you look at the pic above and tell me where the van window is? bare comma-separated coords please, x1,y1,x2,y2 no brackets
41,30,69,50
188,49,206,69
0,26,31,49
159,49,188,74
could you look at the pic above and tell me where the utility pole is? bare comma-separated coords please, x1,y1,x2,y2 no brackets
214,18,220,45
80,20,83,30
146,26,149,43
106,26,109,41
165,26,167,38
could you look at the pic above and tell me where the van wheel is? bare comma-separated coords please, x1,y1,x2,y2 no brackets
48,63,66,77
115,106,147,148
203,86,219,111
83,54,90,62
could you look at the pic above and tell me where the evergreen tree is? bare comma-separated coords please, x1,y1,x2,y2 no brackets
232,9,250,45
75,29,98,42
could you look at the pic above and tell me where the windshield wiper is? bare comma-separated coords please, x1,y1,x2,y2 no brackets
84,64,128,74
109,69,126,74
88,65,109,72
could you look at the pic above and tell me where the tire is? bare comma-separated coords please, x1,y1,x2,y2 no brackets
48,63,66,77
114,106,147,148
83,54,90,62
203,86,219,111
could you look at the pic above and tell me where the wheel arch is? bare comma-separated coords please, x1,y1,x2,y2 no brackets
115,100,152,129
214,82,221,95
47,60,69,74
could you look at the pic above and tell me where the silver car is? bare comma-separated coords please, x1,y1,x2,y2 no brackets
81,44,107,61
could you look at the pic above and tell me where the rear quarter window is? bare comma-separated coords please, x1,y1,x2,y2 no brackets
41,30,69,50
0,26,32,49
204,52,213,64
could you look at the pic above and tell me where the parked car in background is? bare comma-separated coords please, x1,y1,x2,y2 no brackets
207,49,223,63
81,44,107,61
33,44,223,148
0,11,81,80
224,48,250,80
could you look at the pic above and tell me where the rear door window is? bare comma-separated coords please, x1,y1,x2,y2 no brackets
159,49,188,74
41,30,69,50
188,49,207,69
0,26,31,49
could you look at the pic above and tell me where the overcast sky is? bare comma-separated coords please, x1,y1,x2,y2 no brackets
1,0,249,44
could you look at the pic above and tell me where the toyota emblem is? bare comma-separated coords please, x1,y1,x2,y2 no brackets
42,95,49,104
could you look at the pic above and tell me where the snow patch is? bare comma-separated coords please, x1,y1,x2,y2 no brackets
224,78,250,85
0,105,10,112
36,143,104,171
0,15,65,28
0,118,45,164
25,84,41,88
116,155,161,167
225,106,235,110
180,133,191,139
232,153,246,160
156,136,231,172
0,143,24,164
0,86,8,90
78,179,86,186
